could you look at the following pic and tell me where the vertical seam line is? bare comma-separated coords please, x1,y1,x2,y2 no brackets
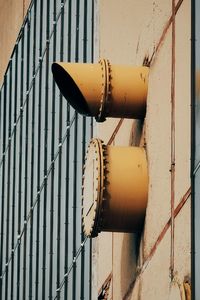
170,0,176,280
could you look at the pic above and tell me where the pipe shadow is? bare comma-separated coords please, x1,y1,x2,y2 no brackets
120,232,141,299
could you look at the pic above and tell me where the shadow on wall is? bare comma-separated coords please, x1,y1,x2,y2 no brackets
120,232,141,299
119,120,145,299
129,119,144,146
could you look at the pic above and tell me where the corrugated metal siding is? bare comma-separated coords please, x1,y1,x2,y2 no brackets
0,0,95,299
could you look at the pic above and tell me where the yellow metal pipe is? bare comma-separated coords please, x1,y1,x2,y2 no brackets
82,138,148,237
52,59,149,121
102,145,148,232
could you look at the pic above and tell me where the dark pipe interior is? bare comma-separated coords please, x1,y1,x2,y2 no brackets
52,63,91,116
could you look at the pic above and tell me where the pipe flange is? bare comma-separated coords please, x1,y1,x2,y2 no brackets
93,141,108,234
96,59,112,122
82,138,108,237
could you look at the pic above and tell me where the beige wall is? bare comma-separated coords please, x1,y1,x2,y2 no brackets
0,1,191,298
94,0,191,299
0,0,30,84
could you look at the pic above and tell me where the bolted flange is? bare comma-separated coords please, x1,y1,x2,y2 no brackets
82,138,148,238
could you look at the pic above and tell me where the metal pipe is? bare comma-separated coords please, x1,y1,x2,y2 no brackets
52,61,149,122
82,139,148,237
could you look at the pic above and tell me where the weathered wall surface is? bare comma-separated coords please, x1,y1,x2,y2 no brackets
95,1,191,299
0,0,30,84
0,1,191,298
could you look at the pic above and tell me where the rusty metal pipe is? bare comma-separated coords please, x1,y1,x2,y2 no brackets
82,139,148,237
52,59,149,121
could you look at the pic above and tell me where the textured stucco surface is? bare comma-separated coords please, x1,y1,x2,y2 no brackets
96,0,191,299
144,24,172,258
0,0,30,84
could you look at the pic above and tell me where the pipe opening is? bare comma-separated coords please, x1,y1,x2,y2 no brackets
52,63,91,116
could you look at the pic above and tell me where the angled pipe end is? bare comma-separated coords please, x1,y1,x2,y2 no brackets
52,60,149,121
52,62,91,116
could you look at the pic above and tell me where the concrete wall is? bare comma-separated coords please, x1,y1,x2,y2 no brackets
94,1,191,299
0,0,30,84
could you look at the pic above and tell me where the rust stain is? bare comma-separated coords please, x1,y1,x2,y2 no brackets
170,0,176,280
109,1,186,296
148,0,184,66
143,54,151,67
142,187,191,276
122,278,136,300
98,272,112,300
107,118,124,145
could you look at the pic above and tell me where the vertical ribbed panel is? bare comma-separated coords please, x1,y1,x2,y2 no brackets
0,0,95,299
